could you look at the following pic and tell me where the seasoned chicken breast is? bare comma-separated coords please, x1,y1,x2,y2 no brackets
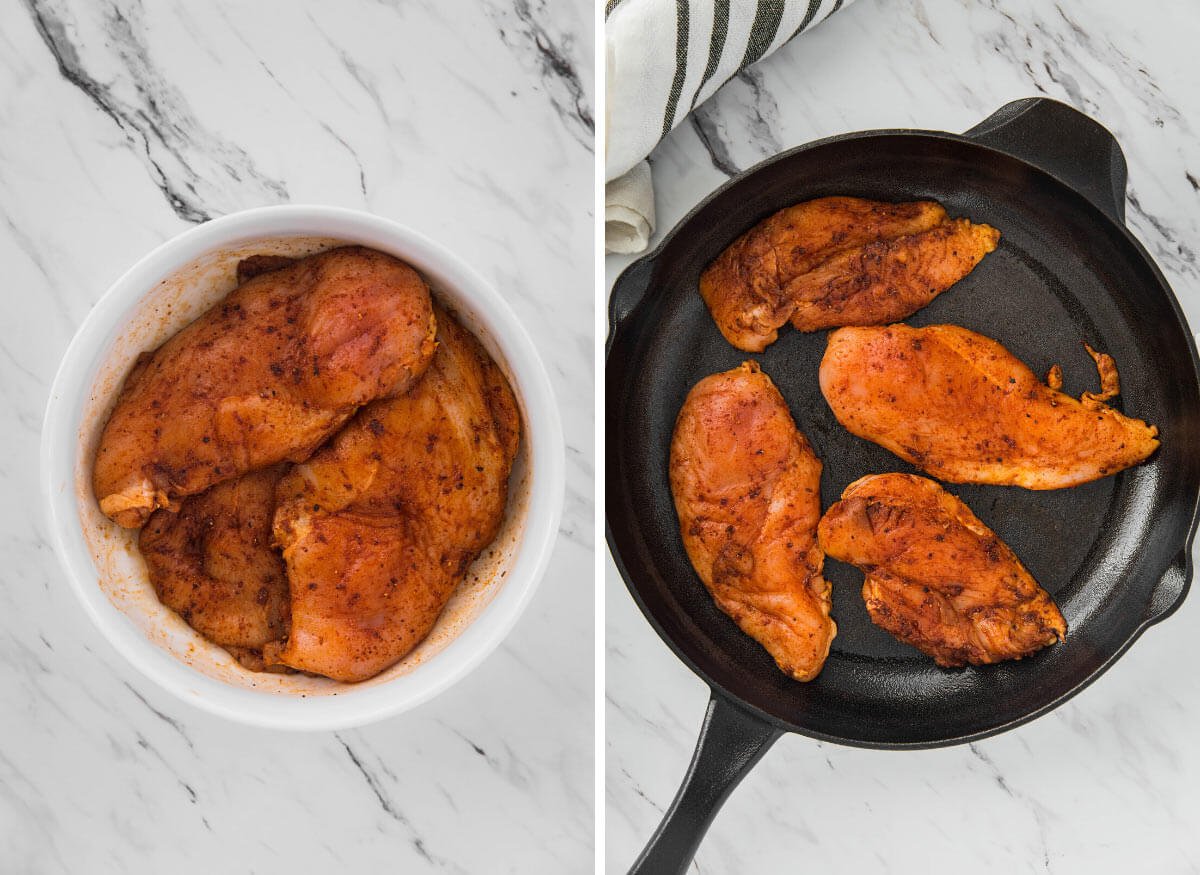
786,219,999,332
699,197,997,351
819,473,1066,667
820,324,1160,489
265,308,519,682
669,361,835,681
93,246,437,528
139,465,290,665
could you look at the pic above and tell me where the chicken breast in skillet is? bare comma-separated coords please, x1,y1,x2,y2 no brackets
670,361,835,681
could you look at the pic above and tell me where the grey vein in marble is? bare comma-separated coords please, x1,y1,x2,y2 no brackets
489,0,595,151
24,0,288,221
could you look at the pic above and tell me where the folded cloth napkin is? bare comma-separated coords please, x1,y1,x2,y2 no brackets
605,160,656,254
605,0,854,253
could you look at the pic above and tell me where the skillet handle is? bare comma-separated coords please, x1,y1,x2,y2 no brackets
628,693,782,875
964,98,1128,224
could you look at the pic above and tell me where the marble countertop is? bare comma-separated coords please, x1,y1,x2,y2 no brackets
2,1,593,872
606,1,1200,872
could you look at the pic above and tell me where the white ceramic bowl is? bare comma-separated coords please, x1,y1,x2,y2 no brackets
41,205,564,730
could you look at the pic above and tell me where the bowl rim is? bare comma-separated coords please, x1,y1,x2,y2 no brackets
40,204,565,730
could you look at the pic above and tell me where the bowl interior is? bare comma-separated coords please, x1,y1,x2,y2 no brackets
72,232,531,701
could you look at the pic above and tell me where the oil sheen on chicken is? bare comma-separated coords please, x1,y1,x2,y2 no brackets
699,196,999,352
93,246,437,528
669,361,835,681
139,464,290,669
820,323,1160,489
265,308,520,682
819,473,1066,667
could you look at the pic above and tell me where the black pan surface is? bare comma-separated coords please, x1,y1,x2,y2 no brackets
607,99,1200,750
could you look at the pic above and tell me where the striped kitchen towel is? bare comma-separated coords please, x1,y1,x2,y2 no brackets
605,0,854,253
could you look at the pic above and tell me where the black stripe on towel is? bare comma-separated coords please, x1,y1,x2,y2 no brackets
661,0,691,137
787,0,826,43
740,0,785,70
688,0,731,111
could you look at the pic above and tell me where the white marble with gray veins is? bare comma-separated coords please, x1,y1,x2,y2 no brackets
1,0,593,872
607,1,1200,872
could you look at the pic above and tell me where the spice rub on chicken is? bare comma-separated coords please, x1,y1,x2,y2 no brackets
699,196,998,351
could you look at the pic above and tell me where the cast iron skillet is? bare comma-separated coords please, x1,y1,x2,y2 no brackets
605,98,1200,874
